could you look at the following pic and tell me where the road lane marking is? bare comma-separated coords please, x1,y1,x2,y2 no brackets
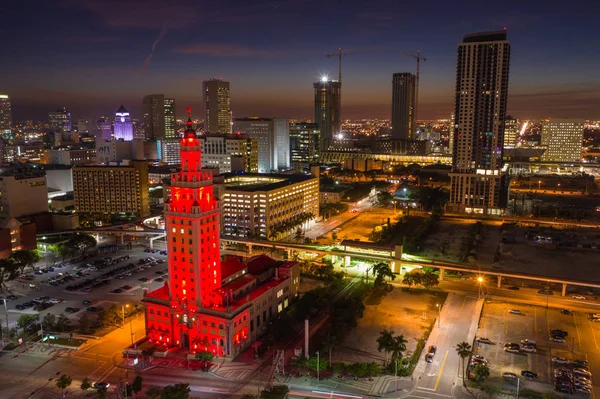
461,296,467,310
588,321,600,351
433,350,449,391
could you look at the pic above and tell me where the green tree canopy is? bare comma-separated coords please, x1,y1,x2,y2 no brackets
67,234,97,257
132,376,143,396
55,374,72,395
80,378,92,392
10,250,40,274
260,385,290,399
159,383,190,399
473,363,490,383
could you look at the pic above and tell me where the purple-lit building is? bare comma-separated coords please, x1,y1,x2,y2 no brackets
113,105,133,141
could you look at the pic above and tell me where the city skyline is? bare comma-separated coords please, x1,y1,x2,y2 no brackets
2,0,600,121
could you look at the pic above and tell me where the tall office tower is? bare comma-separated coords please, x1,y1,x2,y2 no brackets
113,105,134,141
143,94,166,139
541,119,585,162
448,30,511,215
132,119,145,140
391,73,416,140
503,116,519,148
77,119,90,134
289,122,319,170
203,79,232,134
164,98,177,138
48,107,72,133
233,117,288,172
448,113,455,152
95,117,113,141
0,94,12,136
313,78,341,151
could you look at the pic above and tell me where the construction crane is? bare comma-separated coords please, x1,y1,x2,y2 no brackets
401,50,427,128
327,48,346,84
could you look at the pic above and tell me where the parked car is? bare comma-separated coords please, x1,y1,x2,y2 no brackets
507,286,520,290
502,372,518,380
550,329,568,336
87,307,99,312
93,382,110,390
470,355,487,364
83,300,93,306
476,337,492,344
550,336,566,343
521,371,538,379
425,346,437,363
572,360,589,368
561,309,573,315
122,285,133,290
552,356,570,364
573,368,592,378
573,295,586,300
65,307,80,313
509,309,522,315
521,345,536,353
520,339,536,346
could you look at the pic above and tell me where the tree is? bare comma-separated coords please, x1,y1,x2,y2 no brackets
146,387,162,399
42,313,57,331
420,271,440,289
55,374,72,397
331,232,338,241
55,314,71,333
0,259,18,292
377,191,393,206
10,250,40,274
294,227,304,242
142,348,156,365
372,262,395,289
79,313,92,334
195,351,214,362
473,363,490,383
308,355,327,372
322,332,338,366
402,272,421,290
389,334,408,362
17,314,39,332
455,342,472,385
131,376,143,397
260,385,290,399
160,383,190,399
67,234,97,257
376,329,395,365
80,378,92,392
55,243,72,262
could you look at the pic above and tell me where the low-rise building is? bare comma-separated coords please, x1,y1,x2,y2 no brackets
320,186,345,204
72,160,150,216
214,173,319,239
50,146,96,165
199,133,258,173
0,218,36,258
0,167,48,220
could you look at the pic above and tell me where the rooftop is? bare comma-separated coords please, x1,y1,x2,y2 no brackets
218,172,316,192
246,254,278,274
463,30,507,43
221,256,247,280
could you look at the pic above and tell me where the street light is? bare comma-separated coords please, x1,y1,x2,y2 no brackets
316,351,320,381
436,303,441,327
477,277,483,299
538,181,541,191
122,304,129,327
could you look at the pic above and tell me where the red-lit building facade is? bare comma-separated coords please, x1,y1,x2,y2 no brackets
143,112,300,359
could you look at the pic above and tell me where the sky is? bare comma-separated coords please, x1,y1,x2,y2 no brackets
2,0,600,122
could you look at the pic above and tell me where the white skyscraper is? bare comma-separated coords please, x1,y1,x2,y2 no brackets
113,105,134,141
0,94,12,136
541,119,585,162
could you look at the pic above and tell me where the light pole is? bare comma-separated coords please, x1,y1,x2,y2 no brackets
436,303,441,327
2,299,9,345
477,277,483,299
516,376,521,399
538,181,541,191
122,304,129,328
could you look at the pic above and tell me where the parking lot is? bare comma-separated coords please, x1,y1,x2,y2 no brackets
1,247,169,328
473,300,600,396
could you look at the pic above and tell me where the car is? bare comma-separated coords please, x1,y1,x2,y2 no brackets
34,303,52,311
22,301,35,308
65,307,80,313
507,286,520,290
552,356,570,364
111,289,123,293
573,295,587,300
48,267,55,272
425,346,436,363
572,360,589,368
48,298,62,304
502,372,518,380
6,294,18,300
138,277,149,282
159,250,167,255
155,270,164,275
573,368,592,377
521,371,538,379
520,339,536,346
34,270,43,275
15,304,25,310
575,377,592,385
561,309,573,315
538,289,554,295
154,277,164,282
476,337,492,344
32,296,49,304
550,329,568,336
93,382,110,390
122,285,133,290
521,345,536,353
87,307,99,312
550,336,566,343
83,300,93,305
504,342,520,349
509,309,522,315
470,355,487,364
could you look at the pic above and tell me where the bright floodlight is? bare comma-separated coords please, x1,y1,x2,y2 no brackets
336,133,344,140
477,277,483,283
321,76,328,82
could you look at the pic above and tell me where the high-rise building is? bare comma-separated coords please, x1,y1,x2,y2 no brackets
233,117,289,172
199,133,258,173
95,117,113,141
503,116,519,148
448,113,455,152
164,98,177,138
0,168,48,220
203,79,232,134
391,73,416,140
49,107,72,133
541,119,585,162
289,122,319,170
448,30,511,215
113,105,134,141
0,94,12,136
143,94,165,139
313,79,341,151
143,117,300,359
157,138,181,165
77,119,90,135
72,160,150,216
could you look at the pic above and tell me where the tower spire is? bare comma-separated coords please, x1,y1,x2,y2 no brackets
184,106,196,138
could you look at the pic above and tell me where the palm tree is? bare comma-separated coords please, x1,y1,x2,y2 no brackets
372,262,396,288
322,332,338,366
455,341,472,385
376,329,395,365
294,228,304,242
389,335,408,361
